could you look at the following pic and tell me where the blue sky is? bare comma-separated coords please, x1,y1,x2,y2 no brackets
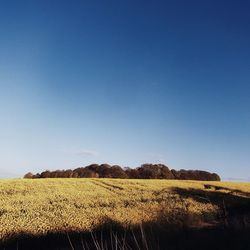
0,1,249,180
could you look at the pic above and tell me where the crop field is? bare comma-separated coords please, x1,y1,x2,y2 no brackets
0,178,250,243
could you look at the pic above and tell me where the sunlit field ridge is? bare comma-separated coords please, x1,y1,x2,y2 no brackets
0,178,249,241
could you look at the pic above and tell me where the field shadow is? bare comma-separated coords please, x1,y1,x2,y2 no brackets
171,186,250,229
1,215,250,250
1,187,250,250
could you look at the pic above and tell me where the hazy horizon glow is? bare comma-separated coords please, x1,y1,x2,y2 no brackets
0,1,249,180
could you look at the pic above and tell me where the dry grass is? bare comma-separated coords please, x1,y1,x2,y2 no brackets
0,178,249,241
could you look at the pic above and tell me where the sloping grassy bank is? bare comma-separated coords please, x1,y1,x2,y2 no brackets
0,179,249,249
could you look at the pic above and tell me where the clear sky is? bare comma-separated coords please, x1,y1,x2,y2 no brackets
0,1,249,180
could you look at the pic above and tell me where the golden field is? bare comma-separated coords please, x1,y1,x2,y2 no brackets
0,178,249,241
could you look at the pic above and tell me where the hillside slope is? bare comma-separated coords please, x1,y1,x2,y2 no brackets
0,179,249,242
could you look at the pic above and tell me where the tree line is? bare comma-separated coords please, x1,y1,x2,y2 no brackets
24,164,221,181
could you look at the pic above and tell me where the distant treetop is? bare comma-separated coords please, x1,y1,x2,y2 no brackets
24,164,220,181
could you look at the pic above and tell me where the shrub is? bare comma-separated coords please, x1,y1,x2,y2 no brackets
23,172,34,179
